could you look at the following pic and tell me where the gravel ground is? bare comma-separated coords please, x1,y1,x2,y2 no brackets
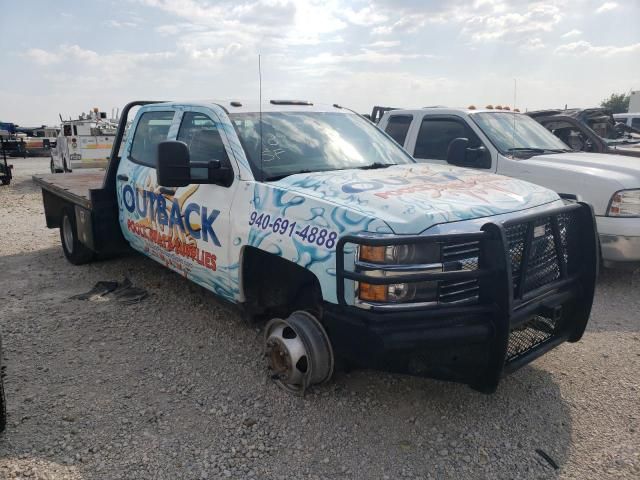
0,157,638,480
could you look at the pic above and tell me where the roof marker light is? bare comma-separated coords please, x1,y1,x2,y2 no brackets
486,105,494,109
270,100,313,106
468,105,476,110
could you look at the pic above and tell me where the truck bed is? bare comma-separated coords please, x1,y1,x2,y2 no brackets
32,171,105,209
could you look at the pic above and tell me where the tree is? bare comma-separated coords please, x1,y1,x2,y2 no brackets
600,92,630,113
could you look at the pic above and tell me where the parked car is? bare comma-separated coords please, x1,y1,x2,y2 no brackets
527,108,640,158
377,106,640,267
33,100,598,395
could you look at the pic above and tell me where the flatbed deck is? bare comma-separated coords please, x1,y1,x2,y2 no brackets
32,171,105,209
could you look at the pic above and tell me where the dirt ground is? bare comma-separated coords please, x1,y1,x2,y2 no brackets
0,157,638,479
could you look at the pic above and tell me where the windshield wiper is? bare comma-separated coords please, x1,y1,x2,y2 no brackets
357,162,397,170
264,170,314,181
507,147,574,155
507,147,547,153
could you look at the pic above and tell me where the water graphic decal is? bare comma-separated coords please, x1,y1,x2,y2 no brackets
117,104,560,304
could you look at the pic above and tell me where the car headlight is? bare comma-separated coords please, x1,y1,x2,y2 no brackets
607,189,640,217
356,243,441,304
358,244,440,264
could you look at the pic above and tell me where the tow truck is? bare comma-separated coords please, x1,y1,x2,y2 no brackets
33,100,598,395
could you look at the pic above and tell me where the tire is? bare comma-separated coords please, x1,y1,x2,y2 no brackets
51,156,63,174
60,207,94,265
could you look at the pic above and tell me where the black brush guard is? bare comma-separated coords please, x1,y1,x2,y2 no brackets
329,202,598,392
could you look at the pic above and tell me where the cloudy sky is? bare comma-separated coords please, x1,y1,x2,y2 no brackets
1,0,639,125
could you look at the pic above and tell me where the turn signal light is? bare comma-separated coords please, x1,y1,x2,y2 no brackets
359,283,388,302
359,245,386,263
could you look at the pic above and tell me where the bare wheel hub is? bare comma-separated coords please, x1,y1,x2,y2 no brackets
264,311,333,395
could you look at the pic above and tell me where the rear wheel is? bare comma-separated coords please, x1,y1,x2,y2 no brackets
60,208,94,265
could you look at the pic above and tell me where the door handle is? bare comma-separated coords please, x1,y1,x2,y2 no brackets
117,174,129,181
158,186,176,195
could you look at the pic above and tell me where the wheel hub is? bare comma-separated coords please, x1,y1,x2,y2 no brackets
264,311,333,395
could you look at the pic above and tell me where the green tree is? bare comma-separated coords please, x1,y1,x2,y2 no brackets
600,92,630,113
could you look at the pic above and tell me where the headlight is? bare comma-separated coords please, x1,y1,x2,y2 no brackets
358,243,440,264
356,243,441,304
358,280,439,304
607,189,640,217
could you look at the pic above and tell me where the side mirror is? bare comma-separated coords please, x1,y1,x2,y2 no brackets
157,140,234,187
157,141,190,187
447,137,491,169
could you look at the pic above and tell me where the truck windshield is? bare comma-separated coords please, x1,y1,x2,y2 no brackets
230,112,414,180
472,112,571,156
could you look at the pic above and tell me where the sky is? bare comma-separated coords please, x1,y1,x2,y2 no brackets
1,0,639,126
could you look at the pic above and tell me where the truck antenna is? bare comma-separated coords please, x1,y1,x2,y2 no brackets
259,54,263,180
512,78,517,152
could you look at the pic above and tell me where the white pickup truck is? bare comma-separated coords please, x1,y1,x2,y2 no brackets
378,107,640,267
33,100,598,395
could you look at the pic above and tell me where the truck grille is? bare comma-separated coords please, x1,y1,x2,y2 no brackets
438,210,576,306
506,315,559,363
505,212,574,299
439,240,480,305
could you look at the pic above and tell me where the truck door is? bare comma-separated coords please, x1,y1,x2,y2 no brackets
407,115,495,171
117,107,240,301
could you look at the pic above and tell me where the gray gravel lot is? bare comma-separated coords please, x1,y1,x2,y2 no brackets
0,157,638,479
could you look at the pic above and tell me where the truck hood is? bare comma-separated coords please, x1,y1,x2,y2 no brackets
609,142,640,158
522,152,640,189
274,164,559,234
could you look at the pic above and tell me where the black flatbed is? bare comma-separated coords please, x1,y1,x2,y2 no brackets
32,171,106,209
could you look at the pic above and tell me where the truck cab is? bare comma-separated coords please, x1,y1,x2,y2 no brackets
527,108,640,158
34,100,598,395
378,106,640,267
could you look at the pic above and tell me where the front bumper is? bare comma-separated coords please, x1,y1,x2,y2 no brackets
329,202,598,393
596,216,640,264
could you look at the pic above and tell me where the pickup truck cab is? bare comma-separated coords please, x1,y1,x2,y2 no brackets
527,108,640,158
378,107,640,267
33,100,598,395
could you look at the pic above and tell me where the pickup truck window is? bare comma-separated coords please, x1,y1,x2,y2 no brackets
472,112,569,155
384,115,412,146
414,118,475,160
177,112,230,164
633,118,640,129
230,112,414,181
129,111,175,167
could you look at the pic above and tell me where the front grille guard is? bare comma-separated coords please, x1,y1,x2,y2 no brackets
335,201,598,391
